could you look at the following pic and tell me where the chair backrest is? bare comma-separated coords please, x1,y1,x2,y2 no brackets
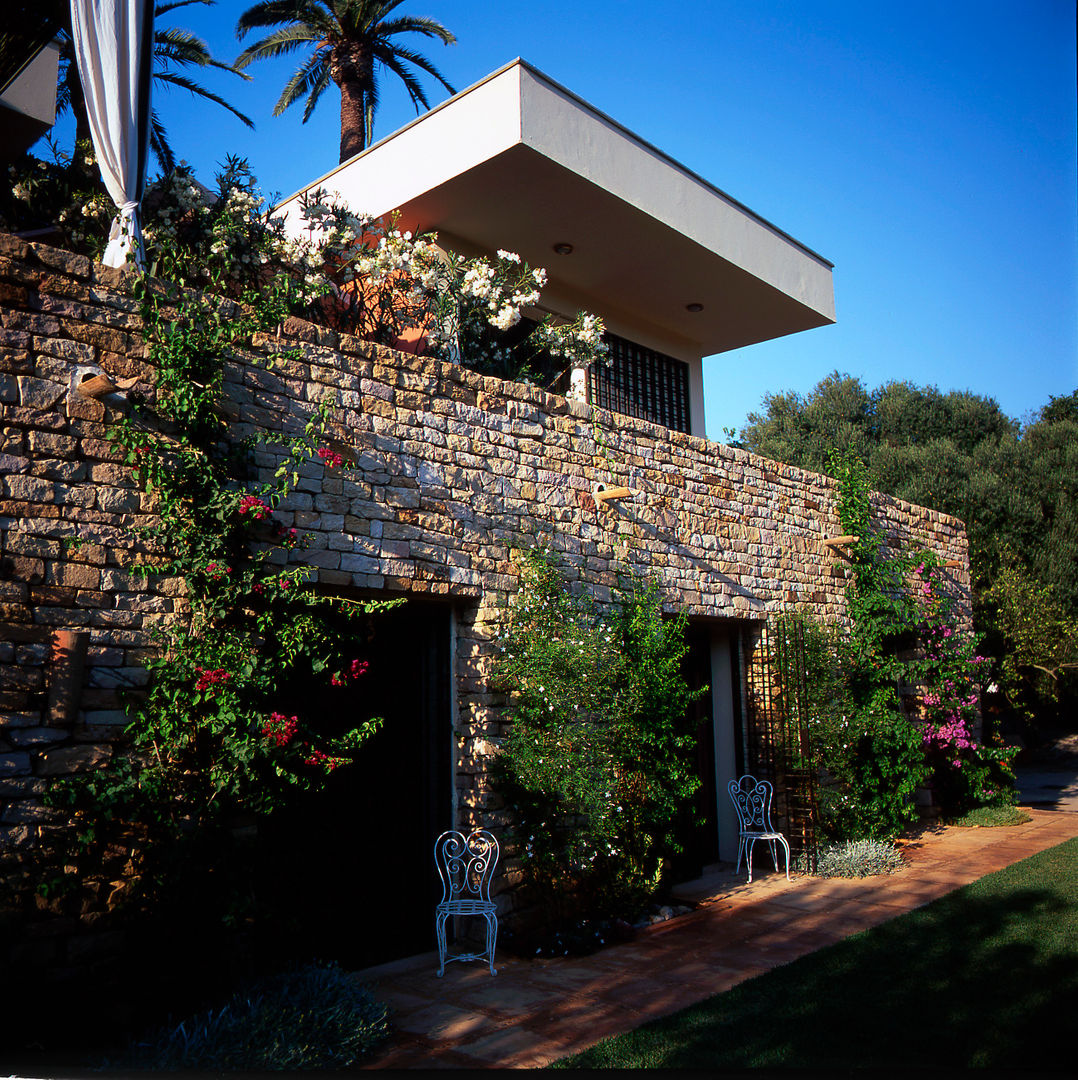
434,829,499,905
728,775,777,833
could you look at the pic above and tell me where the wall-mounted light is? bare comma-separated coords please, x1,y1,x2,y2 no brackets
685,302,704,313
552,242,574,255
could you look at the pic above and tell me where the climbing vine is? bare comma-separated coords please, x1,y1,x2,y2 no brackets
46,175,397,908
783,453,1017,839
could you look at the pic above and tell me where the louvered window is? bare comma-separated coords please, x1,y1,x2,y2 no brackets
589,334,691,433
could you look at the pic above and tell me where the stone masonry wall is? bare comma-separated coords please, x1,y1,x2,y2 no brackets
0,233,971,972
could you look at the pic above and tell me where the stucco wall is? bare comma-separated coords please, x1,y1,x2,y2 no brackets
0,233,970,974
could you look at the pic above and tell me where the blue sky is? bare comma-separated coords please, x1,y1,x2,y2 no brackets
45,0,1077,440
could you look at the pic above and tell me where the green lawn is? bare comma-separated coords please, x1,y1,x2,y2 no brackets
552,836,1078,1070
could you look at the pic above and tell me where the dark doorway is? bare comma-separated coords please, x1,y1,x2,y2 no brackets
670,625,718,882
256,598,453,969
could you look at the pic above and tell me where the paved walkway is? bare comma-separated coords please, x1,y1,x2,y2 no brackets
358,808,1078,1069
1017,765,1078,812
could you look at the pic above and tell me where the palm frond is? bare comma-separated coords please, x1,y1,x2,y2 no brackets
234,23,322,69
364,71,379,146
149,108,177,174
155,70,256,128
374,51,428,111
271,47,329,116
156,0,215,16
154,27,251,79
375,41,453,95
375,15,456,46
302,62,332,123
235,0,332,38
234,0,457,160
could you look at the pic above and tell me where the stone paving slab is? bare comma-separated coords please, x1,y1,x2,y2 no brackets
359,808,1078,1069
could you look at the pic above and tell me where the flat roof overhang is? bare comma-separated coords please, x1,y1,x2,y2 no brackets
278,59,835,356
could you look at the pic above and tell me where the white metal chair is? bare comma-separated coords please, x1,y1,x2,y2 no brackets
728,775,791,882
434,829,499,977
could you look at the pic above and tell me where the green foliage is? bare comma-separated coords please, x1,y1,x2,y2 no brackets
984,550,1078,727
812,839,904,878
492,549,702,928
741,374,1078,735
825,701,928,840
827,449,919,674
110,962,389,1070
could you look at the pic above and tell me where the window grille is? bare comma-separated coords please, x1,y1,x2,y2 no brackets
589,334,691,433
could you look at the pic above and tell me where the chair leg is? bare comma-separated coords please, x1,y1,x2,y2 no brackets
746,837,755,883
778,835,791,881
485,912,498,977
435,911,448,977
735,835,746,875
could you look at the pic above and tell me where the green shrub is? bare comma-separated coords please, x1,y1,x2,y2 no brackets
111,962,389,1070
814,839,904,878
492,549,703,930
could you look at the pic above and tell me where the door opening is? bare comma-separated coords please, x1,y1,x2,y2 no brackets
256,598,452,968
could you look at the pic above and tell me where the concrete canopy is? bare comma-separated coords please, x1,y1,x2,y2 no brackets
278,58,835,357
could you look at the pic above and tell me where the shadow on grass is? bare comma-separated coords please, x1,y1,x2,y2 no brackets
554,838,1078,1070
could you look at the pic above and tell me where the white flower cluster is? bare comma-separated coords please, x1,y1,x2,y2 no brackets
532,310,610,366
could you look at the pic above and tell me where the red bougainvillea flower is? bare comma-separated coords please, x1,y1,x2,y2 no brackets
261,712,299,747
204,562,230,581
330,658,370,686
317,447,344,468
195,666,231,692
238,494,271,520
304,748,345,773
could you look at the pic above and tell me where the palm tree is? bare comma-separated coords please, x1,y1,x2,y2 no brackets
57,1,254,174
234,1,456,164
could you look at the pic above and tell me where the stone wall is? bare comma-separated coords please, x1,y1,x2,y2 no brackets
0,233,971,975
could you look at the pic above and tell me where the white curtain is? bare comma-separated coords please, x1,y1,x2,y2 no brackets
70,0,154,269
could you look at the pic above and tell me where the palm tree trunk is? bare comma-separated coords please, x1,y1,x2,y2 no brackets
334,43,374,163
338,77,367,162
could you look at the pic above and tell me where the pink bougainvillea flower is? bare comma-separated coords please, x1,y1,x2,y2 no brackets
238,494,271,520
317,447,344,469
204,562,230,581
